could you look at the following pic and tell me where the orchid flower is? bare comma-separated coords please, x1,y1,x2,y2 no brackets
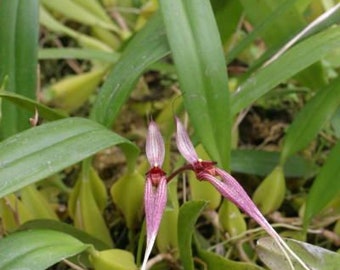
175,117,311,270
141,121,168,270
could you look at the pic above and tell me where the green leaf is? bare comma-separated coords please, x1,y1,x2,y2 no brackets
198,248,264,270
280,76,340,164
41,0,120,33
231,149,317,178
304,140,340,227
227,0,298,64
178,201,207,270
231,26,340,115
0,117,138,198
256,237,340,270
211,0,243,44
0,90,67,121
0,0,38,137
0,229,89,270
38,48,120,63
90,12,170,127
159,0,231,169
21,219,110,250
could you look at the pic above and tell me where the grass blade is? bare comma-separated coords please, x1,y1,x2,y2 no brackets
280,76,340,164
231,26,340,115
304,141,340,227
90,12,169,127
0,0,38,137
159,0,231,169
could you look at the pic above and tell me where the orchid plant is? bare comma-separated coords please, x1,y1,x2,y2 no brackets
142,118,311,270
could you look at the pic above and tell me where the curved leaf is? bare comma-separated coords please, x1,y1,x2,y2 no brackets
0,90,67,121
304,141,340,227
231,26,340,115
257,237,340,270
90,12,170,127
0,0,38,137
178,201,207,270
280,76,340,164
198,248,263,270
38,48,119,63
0,117,138,198
0,229,89,270
159,0,231,169
21,219,110,250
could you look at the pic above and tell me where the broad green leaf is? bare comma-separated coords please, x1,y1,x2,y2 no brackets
304,141,340,227
38,48,120,63
178,201,207,270
21,219,110,250
280,76,340,164
0,117,138,198
0,229,89,270
159,0,231,169
256,237,340,270
231,149,317,178
231,26,340,115
90,12,170,127
0,0,38,137
198,248,263,270
0,90,67,121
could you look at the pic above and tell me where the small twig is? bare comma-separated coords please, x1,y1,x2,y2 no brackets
62,259,86,270
145,253,174,270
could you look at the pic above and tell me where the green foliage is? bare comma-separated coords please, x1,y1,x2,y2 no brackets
0,0,339,269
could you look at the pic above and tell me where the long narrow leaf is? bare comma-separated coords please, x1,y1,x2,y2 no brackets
38,48,119,63
90,12,170,127
159,0,231,169
0,118,138,198
280,76,340,164
178,201,207,270
231,26,340,115
304,141,340,227
0,230,89,270
0,0,38,137
0,90,67,121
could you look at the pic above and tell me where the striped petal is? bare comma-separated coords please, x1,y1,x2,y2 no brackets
146,121,165,167
141,175,167,270
175,117,199,164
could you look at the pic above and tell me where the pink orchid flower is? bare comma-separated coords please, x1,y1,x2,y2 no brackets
142,121,168,270
175,117,310,270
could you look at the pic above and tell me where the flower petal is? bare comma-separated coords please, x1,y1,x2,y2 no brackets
141,176,167,270
175,117,199,164
200,169,310,270
146,121,165,167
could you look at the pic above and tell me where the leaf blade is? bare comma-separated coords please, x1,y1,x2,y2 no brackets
0,230,89,270
159,0,231,169
231,26,340,115
0,118,138,198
